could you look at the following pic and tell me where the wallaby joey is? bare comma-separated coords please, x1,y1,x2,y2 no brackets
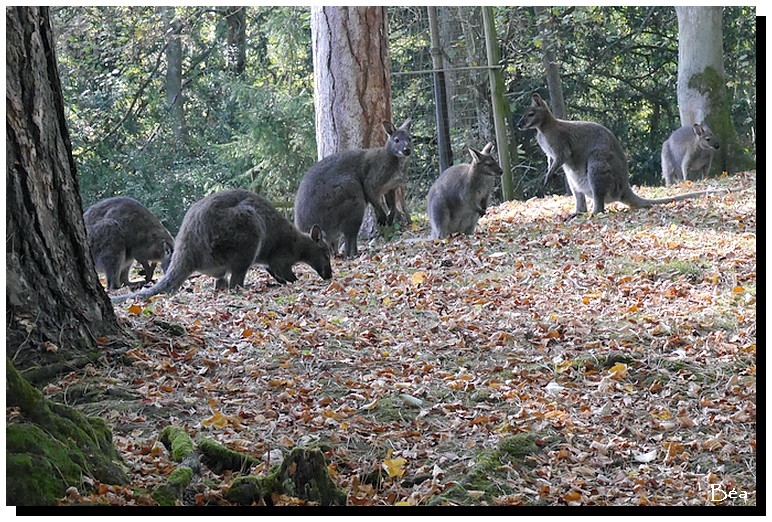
294,119,413,258
83,196,174,290
112,189,332,302
517,93,723,216
661,123,720,186
427,142,502,239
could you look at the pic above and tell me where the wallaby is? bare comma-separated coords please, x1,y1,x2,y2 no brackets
426,142,502,239
661,123,720,186
294,119,412,258
112,189,332,302
517,93,723,216
83,196,174,290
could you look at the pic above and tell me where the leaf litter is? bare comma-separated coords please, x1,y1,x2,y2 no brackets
50,173,756,506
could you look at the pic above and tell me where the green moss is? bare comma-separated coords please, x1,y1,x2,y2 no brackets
152,466,194,506
227,470,282,506
198,438,260,474
279,448,346,506
160,425,195,462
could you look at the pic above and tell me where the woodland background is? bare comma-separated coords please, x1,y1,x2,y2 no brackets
52,6,757,231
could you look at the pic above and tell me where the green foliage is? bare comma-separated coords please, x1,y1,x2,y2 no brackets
53,6,756,228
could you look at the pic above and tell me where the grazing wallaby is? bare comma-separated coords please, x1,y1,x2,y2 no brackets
426,142,502,239
517,93,723,216
83,196,174,290
112,189,332,302
294,119,413,258
661,123,721,186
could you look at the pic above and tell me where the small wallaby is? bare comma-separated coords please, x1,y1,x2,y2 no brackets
426,142,502,239
112,189,332,302
83,196,174,290
294,119,412,258
661,123,720,186
517,93,723,216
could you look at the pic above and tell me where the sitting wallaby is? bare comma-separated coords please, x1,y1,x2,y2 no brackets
661,123,720,186
112,189,332,302
426,142,502,239
517,93,723,216
83,196,174,290
294,119,412,258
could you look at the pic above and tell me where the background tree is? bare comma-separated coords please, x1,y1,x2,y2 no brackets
675,6,755,174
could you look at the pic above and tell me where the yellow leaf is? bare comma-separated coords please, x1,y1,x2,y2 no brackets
732,285,745,293
411,271,427,286
127,304,143,315
608,363,628,379
382,457,407,478
241,327,253,338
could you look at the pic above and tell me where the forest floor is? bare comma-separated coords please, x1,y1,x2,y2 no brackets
49,172,757,507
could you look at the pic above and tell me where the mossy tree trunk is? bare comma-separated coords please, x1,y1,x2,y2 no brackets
6,6,125,382
674,6,755,175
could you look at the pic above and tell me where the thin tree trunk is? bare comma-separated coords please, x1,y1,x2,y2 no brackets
225,6,247,74
162,7,187,142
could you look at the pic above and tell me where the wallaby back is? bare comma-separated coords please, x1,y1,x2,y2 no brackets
517,93,723,216
661,123,720,186
294,118,412,257
427,142,502,239
83,196,174,289
112,189,331,302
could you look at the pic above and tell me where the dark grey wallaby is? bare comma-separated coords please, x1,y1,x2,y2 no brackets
517,93,724,216
661,123,720,186
294,119,413,258
426,142,502,239
83,196,174,290
112,189,332,302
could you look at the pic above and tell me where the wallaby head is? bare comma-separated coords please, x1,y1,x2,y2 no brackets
469,142,502,178
693,123,720,152
516,93,554,132
518,92,724,216
383,119,413,159
288,223,333,282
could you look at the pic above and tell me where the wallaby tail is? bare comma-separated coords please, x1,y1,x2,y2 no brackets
622,187,728,209
110,264,191,304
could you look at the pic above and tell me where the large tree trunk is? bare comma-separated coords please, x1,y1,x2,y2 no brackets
6,6,124,382
162,6,187,143
675,6,755,174
310,7,408,240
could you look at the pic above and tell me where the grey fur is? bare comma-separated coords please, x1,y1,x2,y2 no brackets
112,189,332,302
427,142,502,239
661,123,720,186
294,119,412,257
83,196,173,289
517,93,723,216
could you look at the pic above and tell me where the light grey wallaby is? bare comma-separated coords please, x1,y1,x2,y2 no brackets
294,119,413,258
112,189,332,303
517,93,724,216
83,196,174,290
426,142,502,239
661,123,720,186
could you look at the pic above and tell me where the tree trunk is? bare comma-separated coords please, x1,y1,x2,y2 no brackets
675,6,755,174
162,7,187,143
310,6,407,240
224,6,247,75
6,6,125,381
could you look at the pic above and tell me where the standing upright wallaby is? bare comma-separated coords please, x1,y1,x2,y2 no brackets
426,142,502,239
661,123,721,186
83,196,174,290
517,93,723,216
294,119,413,258
112,189,332,303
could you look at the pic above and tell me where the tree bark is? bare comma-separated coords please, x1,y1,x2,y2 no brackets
6,6,124,380
675,6,755,174
224,6,247,75
310,6,408,239
162,7,187,142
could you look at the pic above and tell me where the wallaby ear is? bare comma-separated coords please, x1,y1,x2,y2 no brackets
481,142,494,155
383,121,397,136
399,118,412,131
310,224,324,242
468,147,482,162
531,93,544,107
692,123,704,136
